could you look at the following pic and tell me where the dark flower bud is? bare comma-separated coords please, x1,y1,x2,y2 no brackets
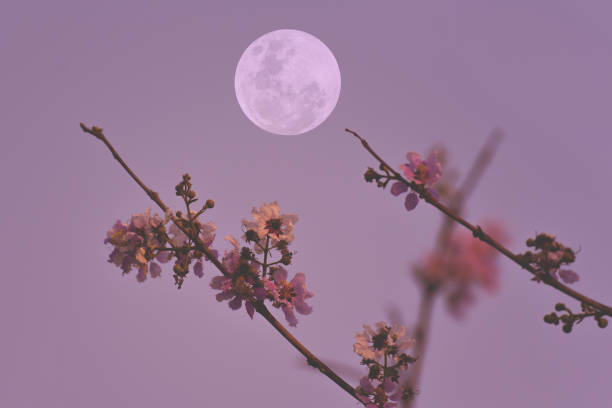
245,229,259,242
598,318,608,329
240,247,253,260
554,303,566,312
368,364,380,379
280,250,293,265
205,199,215,209
364,167,380,183
561,248,575,264
543,313,559,325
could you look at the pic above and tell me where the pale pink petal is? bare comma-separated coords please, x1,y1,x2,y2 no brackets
359,377,376,393
399,163,415,181
383,377,396,392
282,305,298,327
406,152,422,169
272,266,288,283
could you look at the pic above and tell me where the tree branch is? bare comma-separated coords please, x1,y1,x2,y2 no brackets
80,122,361,404
345,128,612,317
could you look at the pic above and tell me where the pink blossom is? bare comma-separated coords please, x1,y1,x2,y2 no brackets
210,236,264,319
353,321,415,363
242,202,298,252
391,150,442,211
265,266,314,327
399,151,442,185
104,208,168,282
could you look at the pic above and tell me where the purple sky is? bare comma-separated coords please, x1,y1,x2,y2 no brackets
2,1,611,407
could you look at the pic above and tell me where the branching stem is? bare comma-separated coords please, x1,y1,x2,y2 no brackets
345,128,612,317
80,123,361,404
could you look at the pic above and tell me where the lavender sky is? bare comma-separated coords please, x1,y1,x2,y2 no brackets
2,1,611,407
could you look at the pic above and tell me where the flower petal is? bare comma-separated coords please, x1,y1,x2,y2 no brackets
245,301,255,319
228,296,242,310
150,262,162,278
193,260,204,278
390,181,409,196
404,192,419,211
559,269,579,284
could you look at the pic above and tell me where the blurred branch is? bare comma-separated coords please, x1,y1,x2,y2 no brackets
403,129,503,407
80,123,362,405
345,128,612,317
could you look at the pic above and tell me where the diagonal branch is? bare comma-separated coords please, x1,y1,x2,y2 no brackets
80,123,361,404
345,128,612,317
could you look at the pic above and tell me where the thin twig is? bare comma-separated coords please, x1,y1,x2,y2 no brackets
80,123,361,404
345,128,612,317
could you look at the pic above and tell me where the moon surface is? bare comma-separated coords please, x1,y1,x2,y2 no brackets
234,29,341,136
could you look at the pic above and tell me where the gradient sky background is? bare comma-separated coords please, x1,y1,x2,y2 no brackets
2,1,612,407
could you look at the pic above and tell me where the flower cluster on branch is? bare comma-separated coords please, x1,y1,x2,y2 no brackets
354,322,417,407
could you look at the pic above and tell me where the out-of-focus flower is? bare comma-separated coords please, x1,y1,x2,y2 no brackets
391,151,442,211
242,202,298,252
264,266,314,327
415,220,508,318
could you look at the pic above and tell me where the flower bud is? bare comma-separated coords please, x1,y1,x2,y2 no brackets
205,199,215,209
543,313,559,325
245,229,259,242
554,303,565,312
364,168,380,183
598,318,608,329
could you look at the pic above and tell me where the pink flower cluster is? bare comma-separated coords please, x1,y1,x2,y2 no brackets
414,221,508,318
522,233,579,284
391,151,442,210
104,208,217,284
210,202,314,327
353,322,416,407
104,208,169,282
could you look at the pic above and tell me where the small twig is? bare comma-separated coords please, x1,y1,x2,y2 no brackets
81,123,362,405
345,128,612,317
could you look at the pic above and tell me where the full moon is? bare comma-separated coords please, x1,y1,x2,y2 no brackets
234,29,341,136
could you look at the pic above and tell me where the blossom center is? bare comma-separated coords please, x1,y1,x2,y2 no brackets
265,218,283,236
